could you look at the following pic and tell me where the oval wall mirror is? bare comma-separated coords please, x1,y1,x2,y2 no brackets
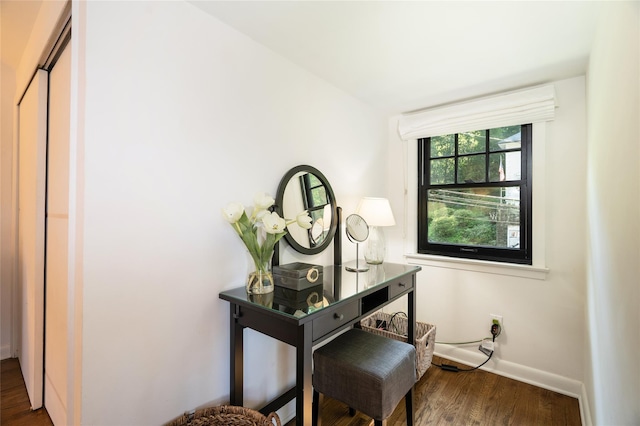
275,165,337,255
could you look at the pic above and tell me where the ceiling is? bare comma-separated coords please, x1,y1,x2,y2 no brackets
2,1,603,115
191,1,603,115
0,0,43,71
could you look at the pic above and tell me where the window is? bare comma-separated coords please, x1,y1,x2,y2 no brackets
417,124,532,264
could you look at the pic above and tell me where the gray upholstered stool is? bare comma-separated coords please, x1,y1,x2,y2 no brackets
312,328,416,426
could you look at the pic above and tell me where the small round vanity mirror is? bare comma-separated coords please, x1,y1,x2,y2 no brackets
345,214,369,243
345,214,369,272
275,165,337,255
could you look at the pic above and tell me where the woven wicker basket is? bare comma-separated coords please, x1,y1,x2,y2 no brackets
361,311,436,380
166,405,281,426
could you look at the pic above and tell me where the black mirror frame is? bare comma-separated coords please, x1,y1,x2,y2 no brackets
275,164,338,257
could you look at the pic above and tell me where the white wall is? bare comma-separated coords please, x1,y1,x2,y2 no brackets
77,2,386,424
585,2,640,425
386,76,588,398
1,61,16,359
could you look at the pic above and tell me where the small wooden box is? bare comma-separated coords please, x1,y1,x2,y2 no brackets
273,262,323,290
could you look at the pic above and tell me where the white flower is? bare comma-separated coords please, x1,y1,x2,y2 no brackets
254,209,269,222
222,191,308,274
222,202,244,223
253,193,275,211
262,211,287,234
296,211,313,229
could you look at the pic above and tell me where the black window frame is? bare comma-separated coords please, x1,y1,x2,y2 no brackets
299,172,331,246
417,124,532,265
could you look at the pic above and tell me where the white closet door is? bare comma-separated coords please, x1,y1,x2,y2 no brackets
18,69,48,410
45,41,71,426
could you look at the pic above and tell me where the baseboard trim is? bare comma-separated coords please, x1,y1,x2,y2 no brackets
434,347,583,398
579,382,592,426
276,399,295,426
1,344,11,360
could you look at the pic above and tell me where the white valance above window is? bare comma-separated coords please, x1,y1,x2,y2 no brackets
397,84,556,140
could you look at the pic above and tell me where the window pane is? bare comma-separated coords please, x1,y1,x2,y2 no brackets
430,134,455,158
489,152,521,182
427,187,520,248
307,173,322,187
489,153,505,182
457,154,485,183
430,158,455,185
489,126,521,151
309,187,327,207
458,130,485,155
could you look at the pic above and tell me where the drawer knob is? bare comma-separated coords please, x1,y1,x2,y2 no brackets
334,313,344,320
399,282,406,287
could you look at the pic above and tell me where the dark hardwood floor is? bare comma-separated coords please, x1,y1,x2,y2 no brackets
2,355,581,425
1,358,53,426
291,355,581,426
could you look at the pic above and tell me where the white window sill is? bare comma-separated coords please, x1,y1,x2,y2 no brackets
404,253,549,280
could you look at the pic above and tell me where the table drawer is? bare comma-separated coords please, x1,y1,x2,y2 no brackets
312,301,359,340
388,276,413,299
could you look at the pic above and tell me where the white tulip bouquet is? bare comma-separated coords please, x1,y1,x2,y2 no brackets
222,193,312,293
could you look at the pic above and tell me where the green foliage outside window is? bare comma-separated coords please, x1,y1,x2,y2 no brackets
425,126,523,249
419,124,531,264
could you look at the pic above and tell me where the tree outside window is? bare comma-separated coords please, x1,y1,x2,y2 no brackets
418,124,532,264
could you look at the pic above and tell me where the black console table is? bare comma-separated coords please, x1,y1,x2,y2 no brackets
218,262,421,425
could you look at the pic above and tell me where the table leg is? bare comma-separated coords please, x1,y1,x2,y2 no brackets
408,282,416,344
230,304,244,406
296,322,313,425
408,281,417,426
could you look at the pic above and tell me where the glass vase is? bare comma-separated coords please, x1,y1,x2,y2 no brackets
364,226,386,264
246,260,274,295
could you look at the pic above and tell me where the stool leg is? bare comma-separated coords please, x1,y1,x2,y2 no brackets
312,389,323,426
405,386,415,426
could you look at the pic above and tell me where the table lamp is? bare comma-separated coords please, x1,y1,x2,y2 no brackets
355,197,396,264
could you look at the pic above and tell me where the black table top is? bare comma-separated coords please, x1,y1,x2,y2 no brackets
219,262,421,323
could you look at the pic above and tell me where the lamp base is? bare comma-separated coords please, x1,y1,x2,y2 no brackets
364,226,386,265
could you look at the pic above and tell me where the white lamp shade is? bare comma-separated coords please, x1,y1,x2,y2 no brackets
355,197,396,227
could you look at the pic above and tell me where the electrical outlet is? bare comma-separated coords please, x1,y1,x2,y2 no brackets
490,314,503,338
490,314,503,328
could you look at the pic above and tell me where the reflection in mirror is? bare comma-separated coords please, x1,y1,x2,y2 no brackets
345,214,369,243
365,264,386,288
282,172,331,247
276,165,337,256
345,214,369,273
